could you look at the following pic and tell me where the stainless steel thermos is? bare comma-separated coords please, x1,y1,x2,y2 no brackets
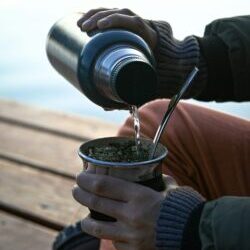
46,13,157,109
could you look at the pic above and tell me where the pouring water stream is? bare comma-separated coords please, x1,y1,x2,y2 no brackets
149,67,199,159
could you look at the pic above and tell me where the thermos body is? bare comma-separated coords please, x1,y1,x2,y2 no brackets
46,13,158,109
46,14,88,92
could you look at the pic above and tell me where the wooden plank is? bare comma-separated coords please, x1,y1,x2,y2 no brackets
0,99,122,246
0,150,74,179
0,122,82,176
0,99,119,139
0,159,89,227
0,211,56,250
0,201,64,231
0,99,121,176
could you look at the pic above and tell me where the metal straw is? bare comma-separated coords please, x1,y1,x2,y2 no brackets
149,67,199,159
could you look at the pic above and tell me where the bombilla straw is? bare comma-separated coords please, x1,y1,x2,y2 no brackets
149,67,199,159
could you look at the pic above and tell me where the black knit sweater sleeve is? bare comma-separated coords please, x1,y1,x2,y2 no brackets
148,20,208,99
149,16,250,102
197,15,250,102
155,187,205,250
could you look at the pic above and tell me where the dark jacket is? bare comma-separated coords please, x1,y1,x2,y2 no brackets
198,16,250,250
197,15,250,102
152,16,250,250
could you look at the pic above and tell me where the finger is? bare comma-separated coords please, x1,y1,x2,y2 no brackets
100,240,117,250
72,186,126,220
77,7,110,27
97,14,152,46
97,14,157,49
76,172,143,201
79,8,118,30
80,8,135,31
97,13,135,30
113,241,130,250
81,215,128,241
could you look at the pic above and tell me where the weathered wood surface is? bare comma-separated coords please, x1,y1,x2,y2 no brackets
0,159,88,226
0,211,56,250
0,121,82,176
0,99,120,249
0,99,119,139
0,99,120,176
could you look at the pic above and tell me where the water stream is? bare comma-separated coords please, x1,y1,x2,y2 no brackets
129,105,141,153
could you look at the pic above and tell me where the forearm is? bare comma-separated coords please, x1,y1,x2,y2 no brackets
156,193,250,250
150,16,250,102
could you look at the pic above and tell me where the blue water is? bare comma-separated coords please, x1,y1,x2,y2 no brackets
0,1,249,124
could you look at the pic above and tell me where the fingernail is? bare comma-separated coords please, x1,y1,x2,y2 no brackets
72,185,78,194
98,19,109,28
81,20,92,30
75,172,79,180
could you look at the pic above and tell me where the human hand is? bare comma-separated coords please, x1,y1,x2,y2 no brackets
72,172,178,250
77,8,157,51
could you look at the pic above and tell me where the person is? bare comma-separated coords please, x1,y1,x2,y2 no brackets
72,8,250,250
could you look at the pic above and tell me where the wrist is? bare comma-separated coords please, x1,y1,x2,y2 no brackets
155,186,205,250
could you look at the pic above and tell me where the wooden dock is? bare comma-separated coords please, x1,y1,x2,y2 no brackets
0,99,119,250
